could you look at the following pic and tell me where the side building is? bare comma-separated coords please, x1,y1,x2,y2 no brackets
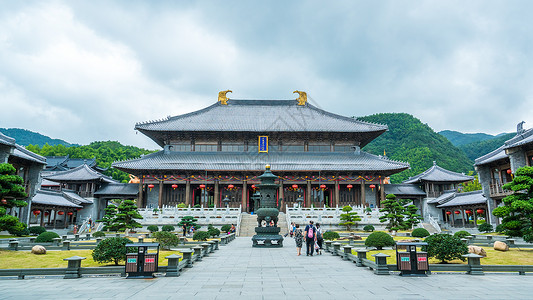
475,122,533,226
113,94,410,211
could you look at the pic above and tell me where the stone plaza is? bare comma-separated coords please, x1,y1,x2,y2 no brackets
1,237,532,300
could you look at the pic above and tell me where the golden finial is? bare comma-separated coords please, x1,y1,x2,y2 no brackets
293,90,307,105
265,164,271,170
218,90,232,105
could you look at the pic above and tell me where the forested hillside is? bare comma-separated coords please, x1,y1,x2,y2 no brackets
26,142,155,182
438,130,495,146
458,132,515,161
0,128,75,147
358,113,474,183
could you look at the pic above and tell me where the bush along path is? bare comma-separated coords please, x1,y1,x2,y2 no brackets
0,232,237,279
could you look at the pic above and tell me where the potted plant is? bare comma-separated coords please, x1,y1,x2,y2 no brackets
153,208,160,215
365,207,372,215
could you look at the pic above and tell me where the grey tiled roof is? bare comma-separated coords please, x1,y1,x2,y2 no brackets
41,179,60,186
94,183,139,196
66,158,96,169
31,189,83,208
427,190,456,204
45,156,69,168
403,162,473,184
43,164,116,183
474,145,508,166
0,132,15,146
113,150,409,174
503,127,533,149
63,190,93,204
135,100,388,147
12,145,46,165
436,190,486,208
384,184,426,196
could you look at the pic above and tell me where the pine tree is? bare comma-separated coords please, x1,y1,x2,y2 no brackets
339,206,362,231
97,203,118,231
0,163,28,235
113,199,143,233
177,216,199,232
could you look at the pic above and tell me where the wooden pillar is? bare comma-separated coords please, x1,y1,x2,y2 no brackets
279,181,284,212
185,180,191,206
158,181,164,208
53,210,57,229
379,182,385,208
214,180,219,207
461,209,466,227
137,182,143,208
40,210,45,227
360,181,366,206
306,180,312,208
241,180,247,210
334,180,340,207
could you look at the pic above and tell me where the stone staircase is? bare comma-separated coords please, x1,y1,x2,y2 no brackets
238,212,289,237
420,223,439,234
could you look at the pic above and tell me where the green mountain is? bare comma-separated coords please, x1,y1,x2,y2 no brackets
458,132,515,161
358,113,474,183
26,141,155,183
0,128,75,147
438,130,495,146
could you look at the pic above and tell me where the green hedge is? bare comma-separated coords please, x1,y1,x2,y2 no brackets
322,231,340,240
411,228,430,238
35,231,60,243
364,231,395,250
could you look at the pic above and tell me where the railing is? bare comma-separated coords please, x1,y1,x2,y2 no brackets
77,191,94,198
426,191,442,198
285,205,385,229
235,206,242,237
489,181,512,198
427,215,442,233
137,205,242,225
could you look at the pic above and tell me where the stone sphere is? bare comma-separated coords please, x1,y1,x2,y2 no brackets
31,245,47,255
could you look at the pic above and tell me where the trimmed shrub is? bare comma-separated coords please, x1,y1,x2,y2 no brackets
424,234,468,263
147,225,159,233
193,204,201,208
495,224,506,234
11,224,29,237
92,231,106,238
162,225,175,232
35,231,60,243
411,228,430,238
92,237,133,265
221,224,232,233
453,230,472,239
364,231,395,250
478,222,493,233
193,231,210,241
322,231,340,240
207,225,220,237
29,226,47,236
152,231,180,249
363,225,375,232
177,203,187,208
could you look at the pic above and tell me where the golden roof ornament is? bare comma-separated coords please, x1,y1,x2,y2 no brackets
293,90,307,105
218,90,232,105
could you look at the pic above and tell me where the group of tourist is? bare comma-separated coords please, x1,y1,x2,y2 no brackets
290,221,323,256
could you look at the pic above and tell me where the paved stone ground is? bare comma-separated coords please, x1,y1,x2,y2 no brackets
1,237,533,299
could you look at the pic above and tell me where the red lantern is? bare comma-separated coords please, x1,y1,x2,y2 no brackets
476,209,484,214
1,199,6,204
454,210,461,214
465,210,472,214
33,210,41,216
199,184,206,189
446,211,452,215
347,184,353,191
172,184,178,189
67,212,73,216
228,184,234,189
58,211,65,215
320,184,326,189
251,185,256,189
507,169,512,175
44,212,49,216
292,184,298,189
148,184,155,191
369,184,376,191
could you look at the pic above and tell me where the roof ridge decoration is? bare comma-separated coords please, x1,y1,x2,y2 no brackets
293,90,307,106
218,90,232,105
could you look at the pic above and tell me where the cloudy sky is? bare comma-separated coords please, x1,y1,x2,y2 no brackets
1,1,532,149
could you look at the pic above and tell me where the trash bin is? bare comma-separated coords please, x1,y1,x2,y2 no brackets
125,243,160,278
395,241,428,277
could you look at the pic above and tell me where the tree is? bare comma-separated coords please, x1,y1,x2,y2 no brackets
403,202,422,229
152,231,180,249
339,206,362,231
177,216,198,233
379,194,422,231
97,203,118,231
113,200,143,233
492,166,533,242
92,237,133,265
0,163,28,235
424,234,468,263
460,173,482,193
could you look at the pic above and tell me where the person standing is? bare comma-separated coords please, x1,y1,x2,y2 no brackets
315,223,323,255
294,224,303,256
304,220,316,256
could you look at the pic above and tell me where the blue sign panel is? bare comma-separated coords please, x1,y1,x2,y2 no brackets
258,136,268,153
